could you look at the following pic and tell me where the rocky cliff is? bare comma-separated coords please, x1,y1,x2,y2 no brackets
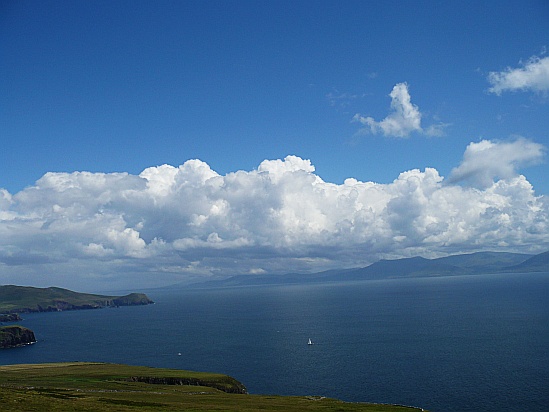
111,293,154,306
127,375,247,394
0,325,36,349
0,313,22,322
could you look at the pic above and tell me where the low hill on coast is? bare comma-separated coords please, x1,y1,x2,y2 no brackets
0,285,153,314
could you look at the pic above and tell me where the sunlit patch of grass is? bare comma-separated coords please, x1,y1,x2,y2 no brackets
0,363,427,411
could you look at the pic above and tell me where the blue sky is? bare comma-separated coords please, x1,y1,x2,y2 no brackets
1,1,548,290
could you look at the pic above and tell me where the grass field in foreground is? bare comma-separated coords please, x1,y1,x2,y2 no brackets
0,362,426,411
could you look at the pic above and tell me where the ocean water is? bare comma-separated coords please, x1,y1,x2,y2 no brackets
1,272,548,412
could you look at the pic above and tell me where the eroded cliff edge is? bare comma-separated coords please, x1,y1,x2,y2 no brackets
0,325,36,348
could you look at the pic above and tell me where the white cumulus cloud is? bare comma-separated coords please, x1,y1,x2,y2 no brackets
448,138,545,188
488,55,549,95
353,83,447,138
0,147,547,290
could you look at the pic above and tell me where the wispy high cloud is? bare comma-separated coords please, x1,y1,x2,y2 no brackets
488,55,549,96
326,90,364,109
353,83,447,138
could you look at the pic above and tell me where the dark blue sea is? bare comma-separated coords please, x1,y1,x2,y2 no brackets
2,272,548,412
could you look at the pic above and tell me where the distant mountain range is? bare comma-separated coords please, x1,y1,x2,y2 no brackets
192,250,549,288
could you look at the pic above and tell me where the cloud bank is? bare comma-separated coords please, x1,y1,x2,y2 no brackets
353,83,447,138
1,140,547,290
488,55,549,95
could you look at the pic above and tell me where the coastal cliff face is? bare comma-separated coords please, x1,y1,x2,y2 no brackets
0,313,22,322
24,293,154,313
32,301,110,312
111,293,154,306
127,375,248,394
0,325,36,349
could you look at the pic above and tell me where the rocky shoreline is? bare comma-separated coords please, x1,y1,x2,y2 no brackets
0,325,36,349
0,313,22,322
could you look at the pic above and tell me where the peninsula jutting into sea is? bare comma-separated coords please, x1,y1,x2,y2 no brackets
0,285,154,315
0,285,154,349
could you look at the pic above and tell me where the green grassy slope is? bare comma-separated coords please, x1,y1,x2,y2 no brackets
0,285,153,314
0,362,426,412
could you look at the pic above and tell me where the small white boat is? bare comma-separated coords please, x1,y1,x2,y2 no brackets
307,338,313,345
